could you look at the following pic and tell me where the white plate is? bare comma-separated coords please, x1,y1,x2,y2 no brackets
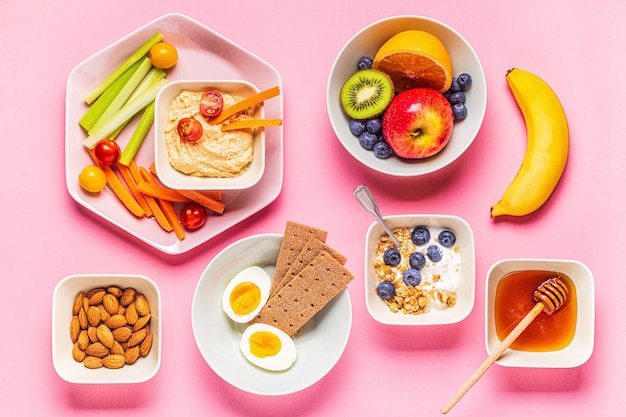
65,13,283,254
191,234,352,396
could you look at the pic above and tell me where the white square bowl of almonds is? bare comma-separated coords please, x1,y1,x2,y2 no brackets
52,274,161,384
364,214,475,325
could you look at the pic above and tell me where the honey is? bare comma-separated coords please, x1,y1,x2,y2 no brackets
494,270,577,352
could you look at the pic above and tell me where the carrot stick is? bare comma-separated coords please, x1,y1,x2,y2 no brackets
101,166,145,217
176,190,225,215
140,168,185,240
209,86,280,125
116,163,152,217
148,163,222,201
137,167,173,233
221,118,283,131
136,181,193,203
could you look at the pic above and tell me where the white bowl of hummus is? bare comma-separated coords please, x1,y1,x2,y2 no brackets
154,80,265,190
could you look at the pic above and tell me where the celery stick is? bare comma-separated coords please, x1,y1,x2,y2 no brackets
118,101,155,166
84,32,163,105
83,79,167,149
79,60,142,131
88,57,153,136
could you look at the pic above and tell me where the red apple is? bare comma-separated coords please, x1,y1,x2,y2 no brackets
382,88,454,159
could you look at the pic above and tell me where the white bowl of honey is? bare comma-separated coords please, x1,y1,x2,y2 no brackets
485,258,594,368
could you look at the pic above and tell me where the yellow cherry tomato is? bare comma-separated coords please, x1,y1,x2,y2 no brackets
149,42,178,69
79,165,107,193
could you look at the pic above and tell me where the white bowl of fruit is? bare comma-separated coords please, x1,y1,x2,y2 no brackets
327,15,487,176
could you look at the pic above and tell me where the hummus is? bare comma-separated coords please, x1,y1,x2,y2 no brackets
165,90,254,178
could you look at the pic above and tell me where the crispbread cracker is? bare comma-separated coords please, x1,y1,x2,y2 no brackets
252,251,354,336
270,221,328,294
272,236,347,295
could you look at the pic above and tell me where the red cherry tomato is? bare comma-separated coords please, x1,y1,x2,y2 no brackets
93,139,121,166
179,203,207,230
199,90,224,118
177,117,203,142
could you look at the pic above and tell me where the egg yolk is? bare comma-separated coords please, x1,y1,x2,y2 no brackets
249,331,282,358
229,282,262,315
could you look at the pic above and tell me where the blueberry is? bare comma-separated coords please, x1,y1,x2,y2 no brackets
411,226,430,246
366,118,382,134
409,252,426,270
457,73,472,91
449,77,461,93
402,268,422,286
452,103,468,120
383,247,402,266
448,91,465,105
357,56,373,70
427,245,442,262
438,230,456,248
349,119,366,136
359,131,379,150
373,141,392,159
377,281,396,299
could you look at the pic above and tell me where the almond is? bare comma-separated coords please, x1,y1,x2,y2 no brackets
117,305,126,316
85,342,109,358
105,314,127,329
87,306,101,327
72,342,86,362
83,296,90,313
120,288,136,307
77,330,90,350
96,324,115,348
78,308,88,329
102,354,126,369
135,294,150,316
72,292,85,315
97,304,111,322
83,356,103,369
139,333,153,357
112,326,132,343
127,328,147,348
133,314,151,332
87,289,106,306
88,326,99,343
110,341,125,355
107,286,123,298
124,346,140,365
70,316,80,343
125,302,139,325
103,293,119,316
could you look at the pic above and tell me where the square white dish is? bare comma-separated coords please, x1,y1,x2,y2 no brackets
65,13,283,254
485,258,595,368
364,214,475,325
52,274,161,384
154,79,265,191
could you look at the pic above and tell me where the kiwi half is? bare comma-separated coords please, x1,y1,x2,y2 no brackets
340,69,394,120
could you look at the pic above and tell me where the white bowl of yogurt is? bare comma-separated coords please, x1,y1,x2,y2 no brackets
154,79,266,190
364,214,475,325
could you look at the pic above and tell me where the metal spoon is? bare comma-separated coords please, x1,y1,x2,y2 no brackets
353,184,401,247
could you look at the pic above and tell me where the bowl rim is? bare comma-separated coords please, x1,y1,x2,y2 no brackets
485,258,595,368
327,14,487,177
154,79,266,191
364,213,476,325
51,273,162,384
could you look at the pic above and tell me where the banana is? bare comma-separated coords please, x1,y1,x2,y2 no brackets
491,68,569,217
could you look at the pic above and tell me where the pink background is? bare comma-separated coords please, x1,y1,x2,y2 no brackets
1,1,621,415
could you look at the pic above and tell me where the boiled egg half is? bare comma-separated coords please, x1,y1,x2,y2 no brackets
240,323,297,371
222,266,271,323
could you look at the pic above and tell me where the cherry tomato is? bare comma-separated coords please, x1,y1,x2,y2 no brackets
177,117,203,142
179,203,207,230
93,139,121,166
79,165,107,193
149,42,178,69
199,90,224,118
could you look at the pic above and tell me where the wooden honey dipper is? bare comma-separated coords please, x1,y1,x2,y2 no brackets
440,277,569,414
